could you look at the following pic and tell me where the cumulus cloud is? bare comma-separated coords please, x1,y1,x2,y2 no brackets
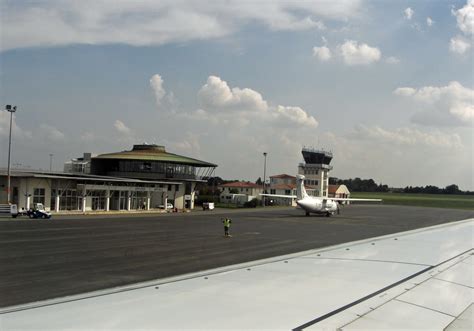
114,120,131,134
426,17,434,27
339,40,381,65
39,124,65,141
80,131,95,142
149,74,176,112
150,74,166,105
198,76,268,112
0,111,32,139
312,46,332,61
171,133,202,157
449,36,471,54
195,76,318,129
393,87,416,97
274,106,318,128
1,1,362,51
454,0,474,35
386,56,400,64
349,125,463,149
268,17,325,31
394,81,474,126
322,129,470,190
404,7,414,20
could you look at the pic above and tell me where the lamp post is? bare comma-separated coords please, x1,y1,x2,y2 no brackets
262,152,267,207
49,154,54,171
4,105,17,204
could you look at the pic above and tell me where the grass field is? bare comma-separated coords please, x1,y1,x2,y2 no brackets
351,192,474,210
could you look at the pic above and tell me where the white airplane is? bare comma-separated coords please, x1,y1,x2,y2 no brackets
261,175,382,216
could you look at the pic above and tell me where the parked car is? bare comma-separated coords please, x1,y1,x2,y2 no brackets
27,203,52,219
158,202,174,210
202,202,215,211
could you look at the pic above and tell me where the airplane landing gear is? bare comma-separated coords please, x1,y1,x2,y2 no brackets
305,211,310,216
326,212,331,217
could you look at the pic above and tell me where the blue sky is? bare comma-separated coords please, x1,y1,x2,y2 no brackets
1,0,473,189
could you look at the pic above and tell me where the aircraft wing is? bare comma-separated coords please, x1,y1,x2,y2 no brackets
331,197,382,202
1,219,472,330
260,193,297,199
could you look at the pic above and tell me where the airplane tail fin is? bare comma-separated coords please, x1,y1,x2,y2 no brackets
296,175,309,200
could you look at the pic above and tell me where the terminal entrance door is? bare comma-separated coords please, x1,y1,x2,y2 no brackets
110,191,127,210
90,190,106,210
131,191,148,210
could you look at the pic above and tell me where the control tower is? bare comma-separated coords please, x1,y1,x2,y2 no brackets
298,147,333,197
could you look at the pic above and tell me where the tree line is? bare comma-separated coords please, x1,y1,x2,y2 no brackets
197,176,473,196
330,177,473,195
329,177,389,192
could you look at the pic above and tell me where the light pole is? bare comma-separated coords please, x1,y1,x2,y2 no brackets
262,152,267,207
49,154,54,171
4,105,17,204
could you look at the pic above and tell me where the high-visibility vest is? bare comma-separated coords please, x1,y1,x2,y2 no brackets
223,218,231,227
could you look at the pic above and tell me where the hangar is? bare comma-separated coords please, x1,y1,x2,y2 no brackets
0,144,217,213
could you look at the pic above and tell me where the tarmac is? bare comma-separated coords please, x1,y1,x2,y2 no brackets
0,204,473,308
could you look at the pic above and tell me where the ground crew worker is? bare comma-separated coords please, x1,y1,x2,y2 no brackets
222,217,232,237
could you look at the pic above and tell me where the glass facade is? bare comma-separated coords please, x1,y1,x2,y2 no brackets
33,188,46,204
51,189,81,211
115,161,196,179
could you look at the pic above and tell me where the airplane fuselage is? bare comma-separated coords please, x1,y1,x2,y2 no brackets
296,197,338,216
260,174,381,217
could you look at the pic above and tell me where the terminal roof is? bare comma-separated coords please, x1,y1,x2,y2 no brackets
94,145,217,168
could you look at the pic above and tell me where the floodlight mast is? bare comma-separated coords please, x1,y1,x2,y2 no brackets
262,152,267,207
5,105,17,204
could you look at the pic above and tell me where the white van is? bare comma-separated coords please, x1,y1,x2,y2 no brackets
0,204,19,218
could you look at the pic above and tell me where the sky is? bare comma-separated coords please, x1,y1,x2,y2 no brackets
0,0,473,190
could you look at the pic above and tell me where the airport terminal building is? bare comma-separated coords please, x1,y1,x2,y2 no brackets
0,144,217,213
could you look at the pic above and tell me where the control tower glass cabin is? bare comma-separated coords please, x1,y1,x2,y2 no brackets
297,147,333,197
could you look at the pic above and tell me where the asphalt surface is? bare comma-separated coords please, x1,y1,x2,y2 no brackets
0,205,472,308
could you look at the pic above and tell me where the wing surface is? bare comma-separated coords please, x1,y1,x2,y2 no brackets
331,197,382,202
259,193,297,199
1,219,472,330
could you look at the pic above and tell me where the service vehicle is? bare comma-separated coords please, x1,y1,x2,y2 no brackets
0,204,19,218
27,203,52,219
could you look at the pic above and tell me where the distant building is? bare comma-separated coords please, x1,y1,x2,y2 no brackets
328,184,350,198
270,174,296,186
219,181,263,205
298,147,333,197
1,144,217,212
64,153,93,174
268,174,317,206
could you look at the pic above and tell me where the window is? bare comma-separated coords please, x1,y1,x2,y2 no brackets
51,189,56,210
12,187,19,205
33,188,46,204
285,190,291,195
270,189,276,194
59,189,80,211
141,162,152,171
